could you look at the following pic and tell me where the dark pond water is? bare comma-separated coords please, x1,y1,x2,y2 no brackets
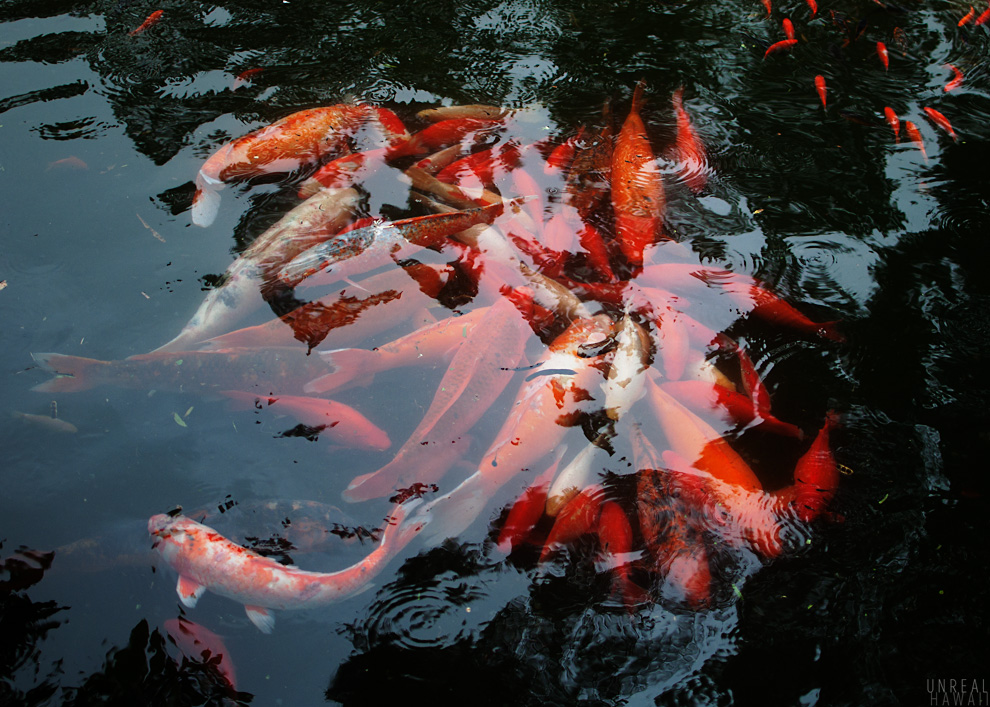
2,0,989,705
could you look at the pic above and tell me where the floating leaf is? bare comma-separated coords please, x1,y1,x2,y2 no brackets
173,412,187,428
184,406,194,418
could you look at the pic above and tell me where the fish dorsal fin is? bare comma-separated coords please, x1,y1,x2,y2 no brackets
245,605,275,633
176,575,206,608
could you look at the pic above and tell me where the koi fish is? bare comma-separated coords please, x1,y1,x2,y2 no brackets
540,484,604,562
495,450,566,553
546,441,609,516
164,617,237,690
660,380,803,438
945,64,964,92
128,9,163,36
884,106,900,141
192,104,369,227
903,120,927,160
976,5,990,24
806,0,817,16
761,0,772,17
776,413,839,522
232,67,263,91
219,391,391,451
565,103,613,218
923,107,957,141
602,314,650,421
783,18,795,40
671,87,707,193
876,41,889,70
415,105,509,122
385,118,501,161
764,38,798,58
959,6,976,25
276,201,506,289
612,81,665,267
149,503,424,632
815,75,827,108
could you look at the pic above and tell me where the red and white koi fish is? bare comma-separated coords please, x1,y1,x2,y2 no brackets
129,9,163,36
164,617,237,690
149,503,424,632
192,104,369,227
612,81,665,268
220,391,391,451
876,41,889,71
923,107,957,141
671,87,708,193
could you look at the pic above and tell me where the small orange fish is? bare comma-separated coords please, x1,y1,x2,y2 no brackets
814,75,827,107
806,0,818,16
876,41,889,71
128,9,163,36
945,64,964,92
232,67,263,90
783,18,795,40
958,5,976,25
977,5,990,24
884,106,900,141
761,0,772,17
764,38,798,58
46,156,88,171
903,120,927,160
922,107,957,141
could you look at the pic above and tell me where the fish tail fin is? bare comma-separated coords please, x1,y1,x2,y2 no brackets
31,353,106,392
306,349,378,394
631,79,648,113
191,173,223,227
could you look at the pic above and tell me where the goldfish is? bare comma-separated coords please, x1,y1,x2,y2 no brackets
761,0,772,17
922,107,957,141
977,5,990,24
763,38,798,58
415,105,509,122
232,67,263,91
776,414,839,522
612,81,666,267
945,64,964,92
128,9,163,36
806,0,817,15
903,120,927,160
540,484,604,562
876,41,889,71
191,105,370,227
959,6,976,25
385,118,502,161
782,18,795,40
660,380,803,438
884,106,900,141
815,75,827,108
671,87,707,193
219,391,391,451
149,503,424,632
495,450,565,553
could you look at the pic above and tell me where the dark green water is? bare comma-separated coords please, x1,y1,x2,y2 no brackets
2,0,989,705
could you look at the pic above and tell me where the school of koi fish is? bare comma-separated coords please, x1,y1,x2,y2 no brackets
32,81,845,636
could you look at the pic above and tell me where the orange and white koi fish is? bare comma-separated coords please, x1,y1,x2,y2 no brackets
129,9,163,36
922,107,957,141
149,503,424,632
612,81,665,268
192,105,369,227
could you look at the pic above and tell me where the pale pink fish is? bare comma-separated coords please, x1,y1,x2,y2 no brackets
149,503,425,632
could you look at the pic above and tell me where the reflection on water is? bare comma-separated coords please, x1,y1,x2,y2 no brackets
2,0,990,704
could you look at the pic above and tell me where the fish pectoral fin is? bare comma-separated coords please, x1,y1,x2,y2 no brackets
245,605,275,633
176,575,206,608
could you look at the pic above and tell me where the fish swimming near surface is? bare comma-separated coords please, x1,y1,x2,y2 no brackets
149,502,425,632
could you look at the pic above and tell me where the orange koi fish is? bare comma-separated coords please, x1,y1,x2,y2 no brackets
959,5,976,25
612,81,666,267
343,299,528,501
783,18,795,40
718,281,845,341
923,106,957,141
815,75,827,108
884,106,900,141
761,0,772,17
876,41,889,70
976,5,990,24
660,380,803,438
903,120,927,160
764,38,798,58
220,391,390,451
128,9,163,36
297,148,388,199
806,0,817,16
776,414,839,522
149,503,424,632
192,104,369,226
545,127,586,174
595,500,646,610
945,64,964,92
385,118,502,161
540,484,605,562
415,105,509,122
164,617,237,690
495,450,566,553
232,67,263,91
671,87,707,193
